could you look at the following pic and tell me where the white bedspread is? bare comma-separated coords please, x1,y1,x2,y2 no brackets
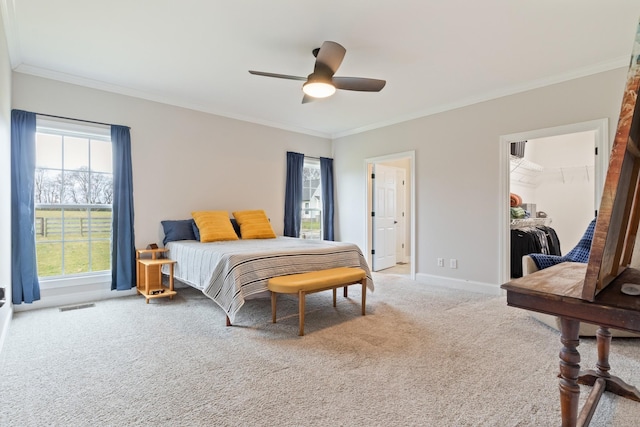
164,237,373,322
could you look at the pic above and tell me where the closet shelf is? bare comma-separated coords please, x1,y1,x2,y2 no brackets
510,155,544,173
510,218,552,229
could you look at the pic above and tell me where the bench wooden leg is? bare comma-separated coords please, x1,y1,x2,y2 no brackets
271,292,277,323
298,290,306,336
333,288,337,307
344,286,348,298
361,278,366,315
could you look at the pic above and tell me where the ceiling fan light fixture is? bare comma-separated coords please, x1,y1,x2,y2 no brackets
302,81,336,98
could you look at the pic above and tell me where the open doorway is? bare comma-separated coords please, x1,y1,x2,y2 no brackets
365,151,416,279
499,119,610,283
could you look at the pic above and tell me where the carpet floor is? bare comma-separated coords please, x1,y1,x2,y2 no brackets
1,272,639,426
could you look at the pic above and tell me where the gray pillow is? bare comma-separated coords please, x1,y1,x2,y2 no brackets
161,219,197,245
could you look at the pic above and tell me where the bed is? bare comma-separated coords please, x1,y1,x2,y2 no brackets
162,236,374,323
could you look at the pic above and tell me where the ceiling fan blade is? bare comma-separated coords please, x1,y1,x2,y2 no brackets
248,70,307,81
332,77,386,92
314,41,346,76
301,94,316,104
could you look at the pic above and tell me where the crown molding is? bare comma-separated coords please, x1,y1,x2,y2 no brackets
14,63,332,139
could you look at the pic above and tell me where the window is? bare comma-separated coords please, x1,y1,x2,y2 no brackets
301,158,322,239
34,119,113,278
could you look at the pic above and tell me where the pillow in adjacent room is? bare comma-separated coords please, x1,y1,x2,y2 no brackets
232,209,276,239
191,210,239,242
161,219,197,246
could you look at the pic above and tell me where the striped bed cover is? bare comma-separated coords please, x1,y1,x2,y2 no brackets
164,237,374,322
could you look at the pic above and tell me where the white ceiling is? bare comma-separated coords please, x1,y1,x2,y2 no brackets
2,1,640,138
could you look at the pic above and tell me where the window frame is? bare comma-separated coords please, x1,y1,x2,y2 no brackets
301,158,323,240
34,117,113,284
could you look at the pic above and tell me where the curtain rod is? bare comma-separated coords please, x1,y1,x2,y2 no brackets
305,156,333,160
36,112,130,129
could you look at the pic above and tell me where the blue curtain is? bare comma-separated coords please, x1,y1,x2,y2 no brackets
111,125,136,290
284,151,304,237
320,157,335,241
10,110,40,304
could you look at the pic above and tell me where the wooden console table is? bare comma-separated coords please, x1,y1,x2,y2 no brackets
502,263,640,426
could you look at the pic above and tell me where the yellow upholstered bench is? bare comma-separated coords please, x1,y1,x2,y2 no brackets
267,267,367,336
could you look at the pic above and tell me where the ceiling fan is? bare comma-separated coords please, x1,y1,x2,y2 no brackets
249,41,386,103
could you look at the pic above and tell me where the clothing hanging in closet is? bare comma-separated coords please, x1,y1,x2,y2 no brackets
510,225,561,278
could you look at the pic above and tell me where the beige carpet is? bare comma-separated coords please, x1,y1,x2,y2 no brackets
1,272,639,426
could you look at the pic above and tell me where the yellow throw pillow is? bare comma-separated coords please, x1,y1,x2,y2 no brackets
191,211,239,242
232,210,276,239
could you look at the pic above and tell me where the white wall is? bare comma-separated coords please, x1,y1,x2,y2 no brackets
12,73,331,247
333,68,627,292
0,14,12,349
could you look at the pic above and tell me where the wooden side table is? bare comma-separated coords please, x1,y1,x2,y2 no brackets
136,248,177,303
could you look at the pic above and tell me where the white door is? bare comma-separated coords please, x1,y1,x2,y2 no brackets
395,168,406,263
373,164,397,271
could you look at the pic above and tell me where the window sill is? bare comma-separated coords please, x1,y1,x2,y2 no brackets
39,272,111,290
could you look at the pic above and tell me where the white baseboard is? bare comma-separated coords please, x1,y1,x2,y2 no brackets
0,306,12,354
415,273,502,296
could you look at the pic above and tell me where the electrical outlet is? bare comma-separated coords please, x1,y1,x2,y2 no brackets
450,259,458,269
437,258,444,267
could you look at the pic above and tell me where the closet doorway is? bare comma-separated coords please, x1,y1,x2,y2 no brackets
365,151,416,279
499,119,610,283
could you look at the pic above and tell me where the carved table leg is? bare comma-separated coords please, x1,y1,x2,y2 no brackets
559,317,581,427
579,326,640,402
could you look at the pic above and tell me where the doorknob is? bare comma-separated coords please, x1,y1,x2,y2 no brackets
394,221,398,224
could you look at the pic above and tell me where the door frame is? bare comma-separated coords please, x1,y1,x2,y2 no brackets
498,119,609,285
365,151,416,279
